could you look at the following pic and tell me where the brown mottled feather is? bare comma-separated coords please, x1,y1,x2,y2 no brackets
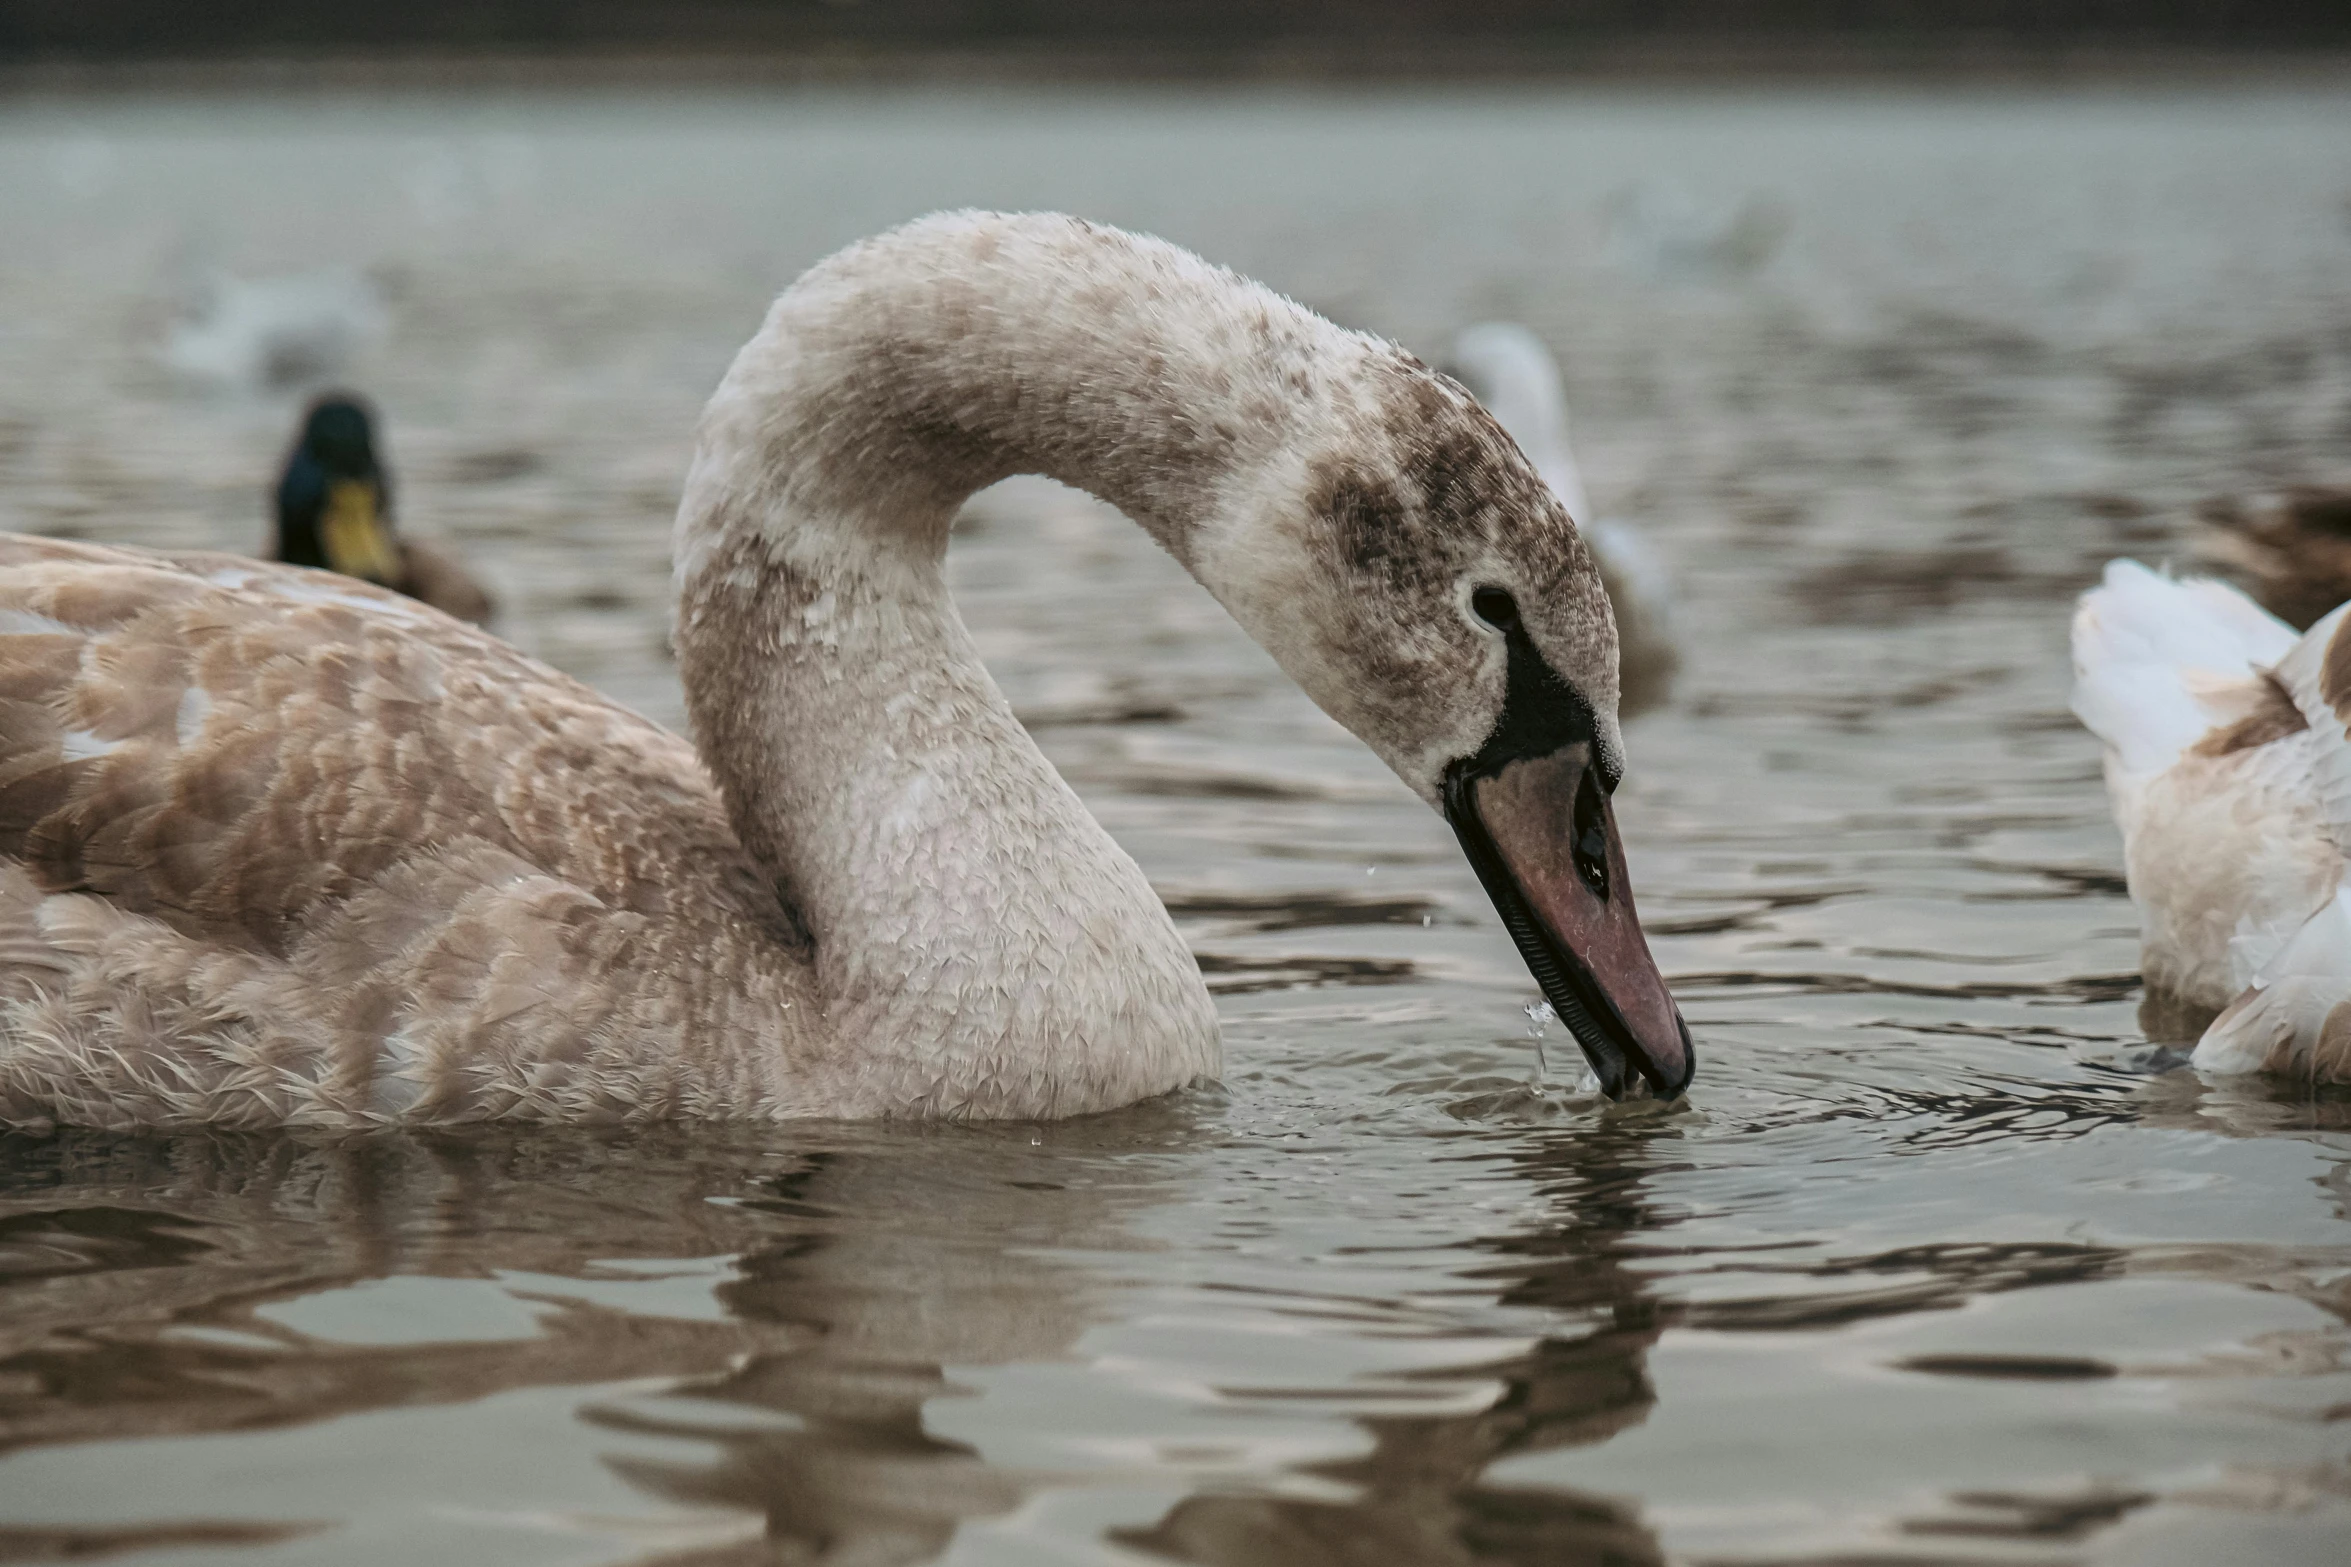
0,537,809,1127
2189,671,2308,758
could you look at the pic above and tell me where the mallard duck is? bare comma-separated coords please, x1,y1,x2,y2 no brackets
275,395,494,627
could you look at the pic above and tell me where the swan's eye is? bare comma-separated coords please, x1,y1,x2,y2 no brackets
1572,769,1611,900
1471,586,1519,631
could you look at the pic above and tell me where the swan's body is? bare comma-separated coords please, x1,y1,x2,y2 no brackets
1,212,1690,1130
2072,560,2351,1082
1448,324,1677,714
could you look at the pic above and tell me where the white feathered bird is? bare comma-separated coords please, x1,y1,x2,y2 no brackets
164,268,386,392
2072,560,2351,1083
1449,324,1678,714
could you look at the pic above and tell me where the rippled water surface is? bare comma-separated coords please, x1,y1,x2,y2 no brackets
3,80,2351,1564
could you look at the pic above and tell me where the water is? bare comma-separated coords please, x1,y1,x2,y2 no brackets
3,79,2350,1564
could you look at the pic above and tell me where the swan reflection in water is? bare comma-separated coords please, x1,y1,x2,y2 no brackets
0,1113,1687,1566
5,1086,2346,1565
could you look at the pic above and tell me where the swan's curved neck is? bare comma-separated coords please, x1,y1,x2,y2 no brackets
670,214,1351,1113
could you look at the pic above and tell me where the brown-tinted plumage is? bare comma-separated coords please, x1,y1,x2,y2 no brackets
2075,560,2351,1084
0,211,1668,1129
0,538,808,1128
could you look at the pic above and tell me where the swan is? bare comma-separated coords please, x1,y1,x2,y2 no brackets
163,267,386,392
0,211,1693,1130
2071,560,2351,1083
1447,323,1678,714
1602,182,1791,282
276,395,496,627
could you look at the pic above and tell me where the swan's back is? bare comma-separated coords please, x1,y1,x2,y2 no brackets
2071,561,2335,1011
0,536,804,1127
2071,560,2300,792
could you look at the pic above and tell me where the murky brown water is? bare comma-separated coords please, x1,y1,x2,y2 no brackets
3,80,2350,1565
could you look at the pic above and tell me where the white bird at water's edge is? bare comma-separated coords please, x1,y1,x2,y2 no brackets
2072,559,2351,1083
1447,322,1678,715
0,211,1694,1130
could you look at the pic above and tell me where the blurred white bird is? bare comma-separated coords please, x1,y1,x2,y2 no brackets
164,267,386,392
1603,181,1790,282
1449,322,1678,714
2072,560,2351,1084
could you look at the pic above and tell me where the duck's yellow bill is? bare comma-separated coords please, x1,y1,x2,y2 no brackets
321,480,402,584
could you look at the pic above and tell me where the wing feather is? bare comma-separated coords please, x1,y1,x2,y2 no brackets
0,536,806,1127
2265,601,2351,859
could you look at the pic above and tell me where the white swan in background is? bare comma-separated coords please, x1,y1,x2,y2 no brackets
1449,323,1678,713
1603,182,1791,282
2072,560,2351,1083
163,267,386,392
0,212,1693,1130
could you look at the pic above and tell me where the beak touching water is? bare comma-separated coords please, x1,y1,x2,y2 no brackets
1442,742,1694,1099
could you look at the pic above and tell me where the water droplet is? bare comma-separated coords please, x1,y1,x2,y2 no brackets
1523,1000,1555,1082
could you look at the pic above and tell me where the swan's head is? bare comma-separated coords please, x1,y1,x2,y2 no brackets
1448,324,1568,446
1445,323,1590,526
1193,348,1692,1100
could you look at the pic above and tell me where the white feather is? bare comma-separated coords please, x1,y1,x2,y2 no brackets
2070,560,2297,789
0,609,77,637
2263,601,2351,857
2196,885,2351,1076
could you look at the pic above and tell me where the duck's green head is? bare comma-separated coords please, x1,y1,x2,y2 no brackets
300,396,378,478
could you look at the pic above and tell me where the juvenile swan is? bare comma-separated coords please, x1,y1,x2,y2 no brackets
0,213,1692,1129
2073,560,2351,1083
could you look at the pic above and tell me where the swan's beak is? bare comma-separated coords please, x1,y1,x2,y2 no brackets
1443,744,1694,1099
